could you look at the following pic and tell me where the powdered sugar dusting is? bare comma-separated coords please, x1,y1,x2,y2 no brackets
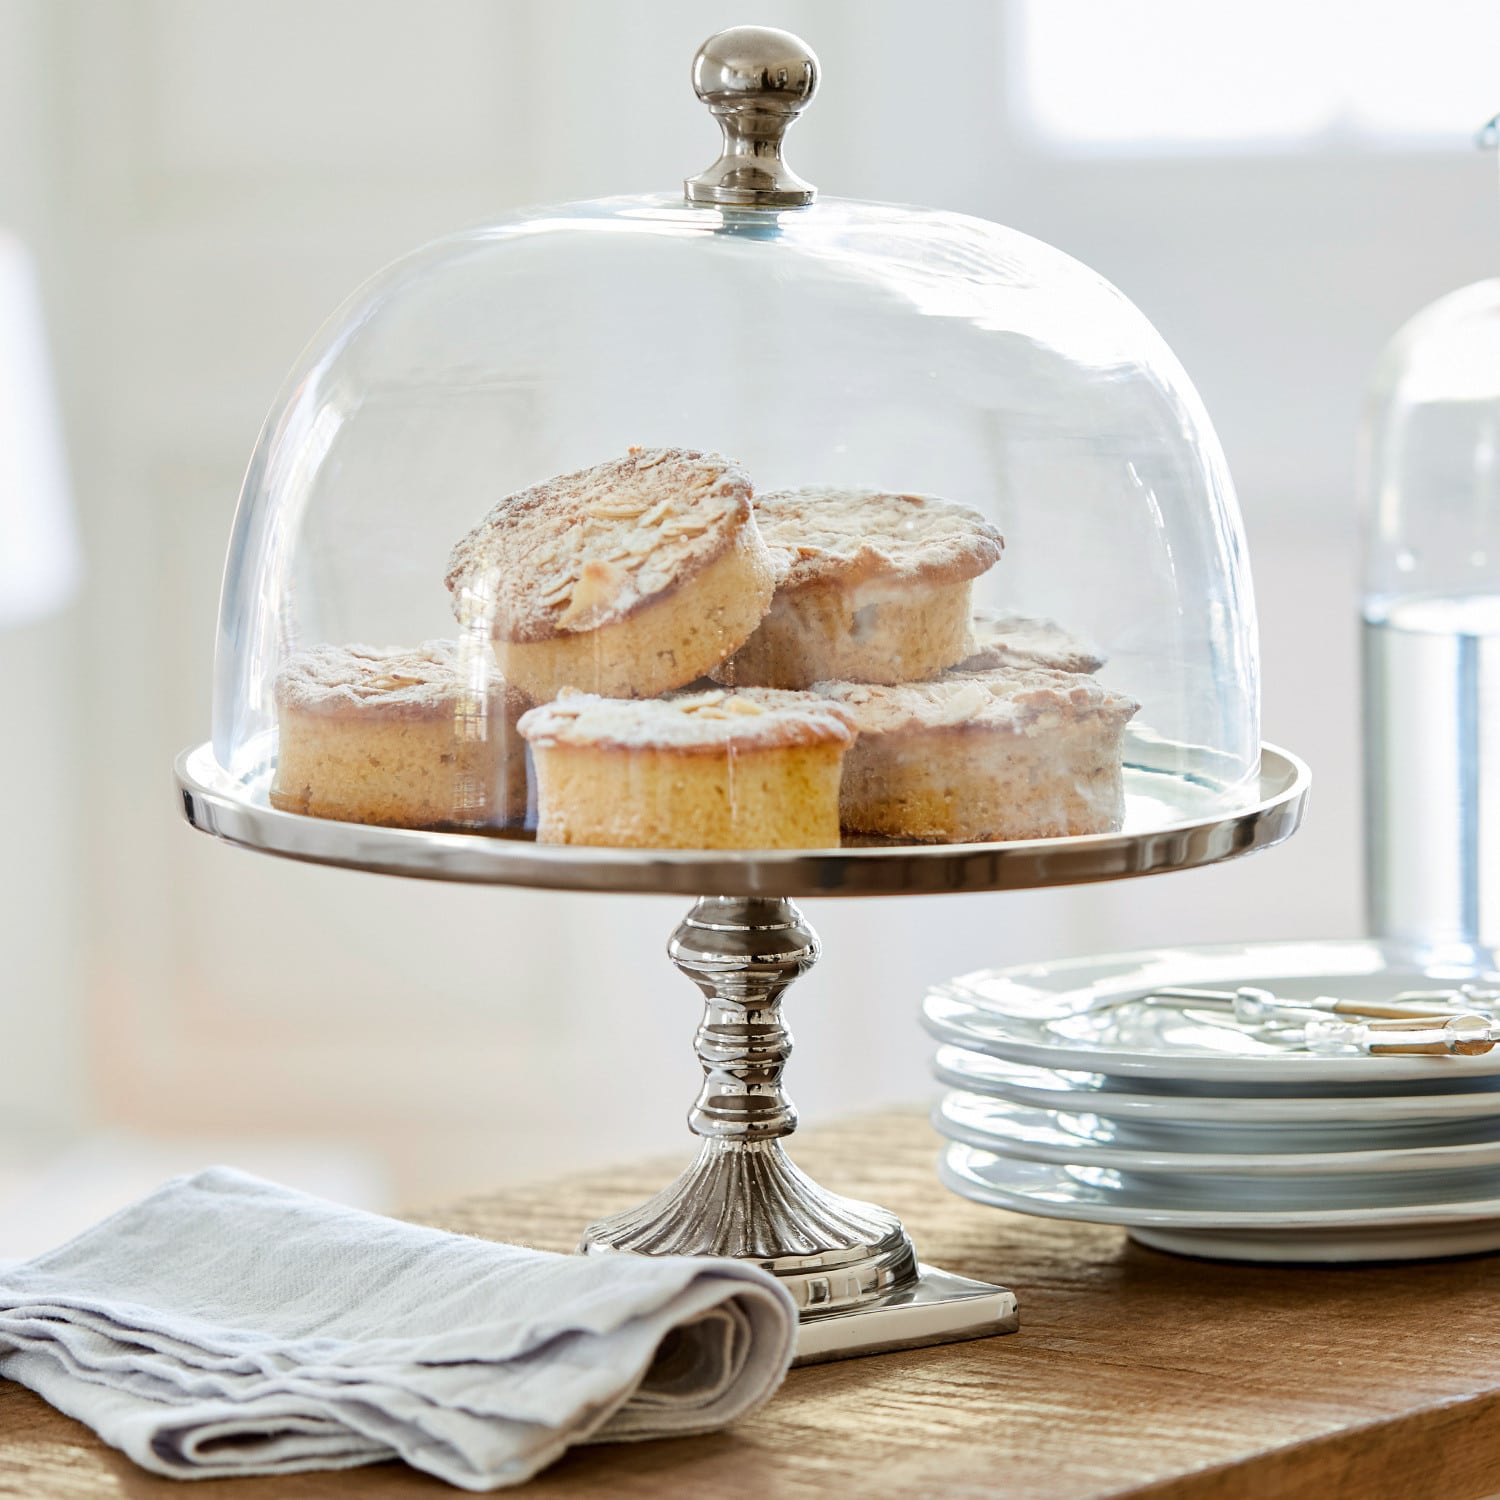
518,686,857,754
755,487,1003,591
958,609,1106,675
275,641,526,719
446,448,757,643
812,666,1138,738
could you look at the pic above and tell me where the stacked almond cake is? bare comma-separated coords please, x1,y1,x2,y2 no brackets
270,447,1138,849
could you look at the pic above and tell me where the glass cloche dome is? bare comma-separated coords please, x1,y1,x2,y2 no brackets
207,26,1260,859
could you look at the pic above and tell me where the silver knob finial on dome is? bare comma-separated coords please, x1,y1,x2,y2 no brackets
685,26,819,209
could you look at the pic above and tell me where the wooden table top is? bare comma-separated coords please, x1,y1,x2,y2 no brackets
4,1108,1500,1499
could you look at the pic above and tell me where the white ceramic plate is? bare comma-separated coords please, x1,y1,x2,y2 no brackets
931,1045,1500,1127
1128,1221,1500,1263
924,939,1500,1084
939,1143,1500,1261
934,1090,1500,1175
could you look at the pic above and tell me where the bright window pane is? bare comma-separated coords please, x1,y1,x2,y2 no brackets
1014,0,1500,150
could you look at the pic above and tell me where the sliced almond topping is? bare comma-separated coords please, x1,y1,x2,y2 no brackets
587,500,650,520
933,682,991,726
556,559,628,629
724,696,767,716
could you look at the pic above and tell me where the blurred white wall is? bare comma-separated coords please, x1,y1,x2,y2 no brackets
0,0,84,1145
0,0,1494,1207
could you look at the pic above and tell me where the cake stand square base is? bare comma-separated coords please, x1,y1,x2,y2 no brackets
793,1264,1019,1365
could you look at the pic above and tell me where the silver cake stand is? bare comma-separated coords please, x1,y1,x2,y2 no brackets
176,740,1309,1362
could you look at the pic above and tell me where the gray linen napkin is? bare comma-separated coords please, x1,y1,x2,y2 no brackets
0,1167,797,1489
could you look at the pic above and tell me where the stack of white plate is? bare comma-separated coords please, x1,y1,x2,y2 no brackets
924,939,1500,1262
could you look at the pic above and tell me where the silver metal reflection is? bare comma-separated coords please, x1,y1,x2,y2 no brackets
580,898,917,1312
172,742,1311,898
685,27,819,208
577,896,1018,1359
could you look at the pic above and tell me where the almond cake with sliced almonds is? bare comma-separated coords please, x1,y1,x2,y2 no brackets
956,607,1107,676
814,666,1139,843
445,447,774,701
517,686,856,849
271,640,529,829
713,486,1004,690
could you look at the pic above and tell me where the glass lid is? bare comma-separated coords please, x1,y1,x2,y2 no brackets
207,26,1262,857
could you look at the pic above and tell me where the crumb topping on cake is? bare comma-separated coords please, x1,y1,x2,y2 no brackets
446,448,757,643
275,641,525,718
753,487,1003,591
958,609,1106,675
518,686,857,754
812,666,1138,738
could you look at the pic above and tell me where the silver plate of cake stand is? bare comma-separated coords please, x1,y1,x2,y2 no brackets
176,739,1309,1362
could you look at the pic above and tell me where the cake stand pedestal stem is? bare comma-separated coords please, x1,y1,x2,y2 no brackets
578,895,1018,1363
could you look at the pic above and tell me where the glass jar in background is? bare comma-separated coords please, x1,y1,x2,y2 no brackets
1362,140,1500,951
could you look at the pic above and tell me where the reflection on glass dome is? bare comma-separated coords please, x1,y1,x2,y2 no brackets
212,185,1258,853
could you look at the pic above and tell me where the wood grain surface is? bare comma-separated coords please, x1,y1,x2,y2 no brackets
3,1109,1499,1499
